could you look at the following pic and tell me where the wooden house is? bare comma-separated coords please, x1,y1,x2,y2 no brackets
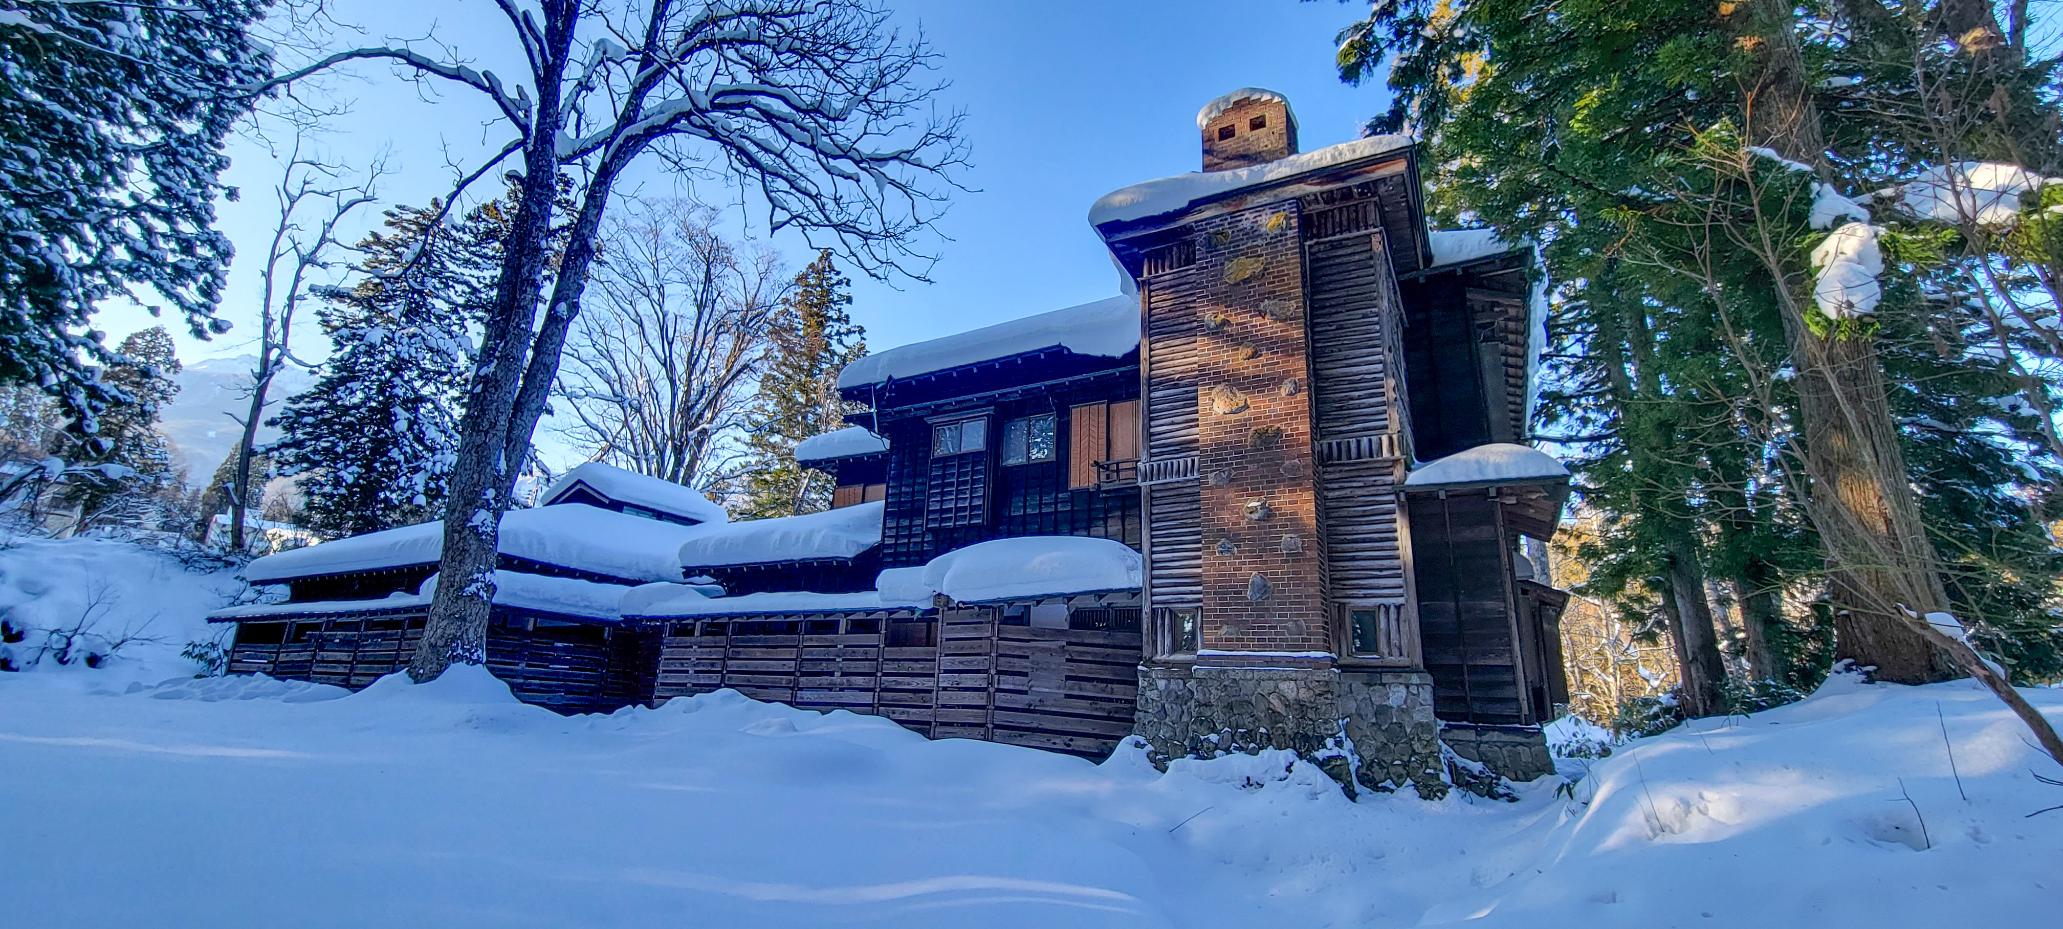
214,88,1568,785
207,463,726,713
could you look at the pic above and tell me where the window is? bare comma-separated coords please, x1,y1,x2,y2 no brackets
1217,124,1236,141
1344,602,1413,665
1000,413,1056,465
932,417,987,456
1249,114,1267,130
1349,608,1386,656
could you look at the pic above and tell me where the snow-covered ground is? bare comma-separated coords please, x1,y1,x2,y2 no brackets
2,537,2060,928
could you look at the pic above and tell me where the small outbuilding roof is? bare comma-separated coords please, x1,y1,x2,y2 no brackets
835,295,1137,390
674,500,885,570
538,462,729,525
210,571,635,625
243,503,711,585
793,426,889,464
1405,443,1568,489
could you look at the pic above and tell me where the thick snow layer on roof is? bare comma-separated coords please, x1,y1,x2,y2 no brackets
836,296,1137,389
539,462,728,525
1883,162,2053,228
674,500,884,569
792,426,888,463
1089,134,1413,227
1810,222,1883,319
910,536,1142,604
1195,87,1293,129
212,571,634,623
1427,228,1516,267
1406,443,1568,488
621,584,925,619
243,504,709,584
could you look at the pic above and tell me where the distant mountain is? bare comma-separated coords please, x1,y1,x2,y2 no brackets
161,356,316,481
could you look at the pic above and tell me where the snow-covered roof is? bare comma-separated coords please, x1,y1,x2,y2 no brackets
243,503,710,584
793,426,889,464
211,571,634,624
886,536,1143,604
836,295,1137,389
1089,134,1413,227
675,500,884,569
1427,228,1519,268
620,584,926,620
538,462,729,525
1195,87,1295,130
1405,443,1568,489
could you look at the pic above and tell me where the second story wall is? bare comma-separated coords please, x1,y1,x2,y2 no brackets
870,372,1142,568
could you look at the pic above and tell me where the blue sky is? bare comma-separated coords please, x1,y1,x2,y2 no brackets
107,0,1393,367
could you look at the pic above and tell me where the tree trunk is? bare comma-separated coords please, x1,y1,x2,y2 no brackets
1664,534,1729,715
1734,566,1787,682
410,21,577,683
229,358,273,553
1732,0,1957,683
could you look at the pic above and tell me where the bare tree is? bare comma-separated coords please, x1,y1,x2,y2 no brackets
228,125,382,551
261,0,965,681
554,198,785,486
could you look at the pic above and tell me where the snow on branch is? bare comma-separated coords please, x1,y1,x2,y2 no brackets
252,45,534,133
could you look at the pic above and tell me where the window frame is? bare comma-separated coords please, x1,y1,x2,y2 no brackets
999,412,1057,466
930,415,989,458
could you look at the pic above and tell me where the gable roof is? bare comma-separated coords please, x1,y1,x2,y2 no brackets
243,504,709,585
1088,134,1414,228
835,295,1137,390
538,462,729,525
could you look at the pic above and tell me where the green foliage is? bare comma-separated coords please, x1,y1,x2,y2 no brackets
733,251,868,519
1334,0,2063,687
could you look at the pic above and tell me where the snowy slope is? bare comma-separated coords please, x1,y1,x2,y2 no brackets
1,657,2058,928
0,534,242,684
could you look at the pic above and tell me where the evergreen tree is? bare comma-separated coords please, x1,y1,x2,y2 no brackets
735,250,867,518
268,201,482,538
1334,0,2063,700
59,326,181,524
0,1,269,429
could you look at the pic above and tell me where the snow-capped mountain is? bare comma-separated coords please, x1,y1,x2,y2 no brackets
161,356,316,479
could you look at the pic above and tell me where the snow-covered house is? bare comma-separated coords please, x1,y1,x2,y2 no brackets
210,90,1569,784
209,463,726,712
632,89,1570,780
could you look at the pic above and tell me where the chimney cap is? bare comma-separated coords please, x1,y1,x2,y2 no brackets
1196,87,1296,131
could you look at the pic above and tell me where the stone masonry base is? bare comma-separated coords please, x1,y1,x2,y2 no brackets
1133,663,1447,797
1440,723,1556,782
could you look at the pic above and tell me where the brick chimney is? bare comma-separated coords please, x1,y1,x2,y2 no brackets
1198,88,1298,172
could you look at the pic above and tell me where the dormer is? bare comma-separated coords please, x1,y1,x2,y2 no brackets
1198,87,1298,171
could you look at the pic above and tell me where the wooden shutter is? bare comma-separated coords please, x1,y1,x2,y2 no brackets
862,483,886,503
1107,399,1140,463
1070,402,1107,489
831,484,864,509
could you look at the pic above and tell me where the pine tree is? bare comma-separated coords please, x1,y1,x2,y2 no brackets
0,1,268,429
735,250,867,518
268,201,482,538
59,326,181,525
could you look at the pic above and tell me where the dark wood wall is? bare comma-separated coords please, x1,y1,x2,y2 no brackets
1399,273,1493,462
875,375,1142,569
227,611,657,714
653,602,1142,757
1405,490,1533,726
691,552,882,596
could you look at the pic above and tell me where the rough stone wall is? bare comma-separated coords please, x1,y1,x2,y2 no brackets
1190,202,1332,653
1441,723,1556,782
1202,99,1297,171
1135,664,1446,796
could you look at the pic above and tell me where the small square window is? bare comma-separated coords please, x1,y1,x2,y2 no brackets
932,417,987,456
1217,124,1236,141
1350,608,1385,655
1000,413,1056,465
1249,114,1267,130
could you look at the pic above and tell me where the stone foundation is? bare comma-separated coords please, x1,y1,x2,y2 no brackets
1134,662,1445,797
1440,723,1555,782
